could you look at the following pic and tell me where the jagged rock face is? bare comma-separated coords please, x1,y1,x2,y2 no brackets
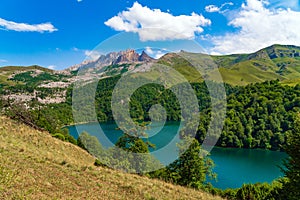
113,49,140,64
64,59,97,73
67,49,155,72
113,49,154,64
97,52,120,67
139,51,154,62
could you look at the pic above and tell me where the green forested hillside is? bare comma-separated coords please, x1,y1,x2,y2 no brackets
90,78,300,151
1,45,300,200
1,45,300,151
2,76,299,151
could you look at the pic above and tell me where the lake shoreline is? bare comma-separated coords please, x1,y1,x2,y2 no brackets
67,121,287,189
65,121,286,153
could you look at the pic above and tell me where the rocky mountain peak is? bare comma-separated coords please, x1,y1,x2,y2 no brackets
67,49,155,72
113,49,140,64
113,49,155,64
139,51,154,62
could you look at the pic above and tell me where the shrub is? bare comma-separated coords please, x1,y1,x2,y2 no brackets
52,133,65,141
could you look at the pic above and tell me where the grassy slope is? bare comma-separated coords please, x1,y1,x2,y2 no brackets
210,45,300,85
156,45,300,86
0,65,54,86
158,53,203,83
0,65,53,73
210,60,284,86
0,116,222,200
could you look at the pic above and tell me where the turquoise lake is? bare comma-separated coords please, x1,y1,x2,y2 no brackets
68,122,287,189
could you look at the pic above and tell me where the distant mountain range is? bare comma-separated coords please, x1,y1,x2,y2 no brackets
1,44,300,104
63,44,300,85
67,49,154,72
1,44,300,87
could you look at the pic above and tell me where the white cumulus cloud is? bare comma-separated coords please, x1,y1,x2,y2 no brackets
144,47,166,59
205,5,221,13
104,2,211,41
0,18,57,33
209,0,300,54
205,2,234,13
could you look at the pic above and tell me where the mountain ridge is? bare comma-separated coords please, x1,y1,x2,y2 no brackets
1,44,300,87
67,49,155,72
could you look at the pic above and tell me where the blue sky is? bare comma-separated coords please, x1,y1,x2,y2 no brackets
0,0,299,69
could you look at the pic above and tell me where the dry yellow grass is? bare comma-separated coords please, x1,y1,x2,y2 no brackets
0,116,223,200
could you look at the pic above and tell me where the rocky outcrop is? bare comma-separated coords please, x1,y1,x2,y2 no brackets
113,49,140,64
113,49,154,64
139,51,154,62
66,49,154,72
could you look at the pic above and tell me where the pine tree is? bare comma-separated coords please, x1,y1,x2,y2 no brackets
280,113,300,199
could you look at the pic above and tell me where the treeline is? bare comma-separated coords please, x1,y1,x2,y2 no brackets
214,80,299,150
2,76,299,151
1,74,300,199
77,114,300,200
9,71,69,87
71,77,300,151
208,113,300,199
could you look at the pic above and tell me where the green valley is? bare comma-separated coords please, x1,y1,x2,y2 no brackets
1,44,300,200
